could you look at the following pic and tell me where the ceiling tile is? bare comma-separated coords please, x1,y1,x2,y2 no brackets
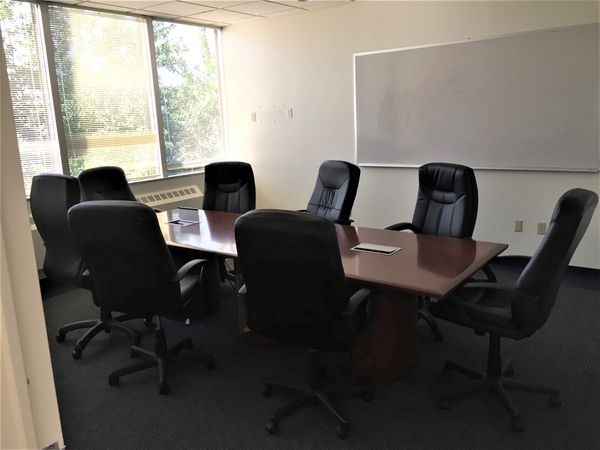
191,9,253,23
263,8,304,18
96,1,168,9
144,1,214,16
185,1,251,8
129,8,178,18
227,1,294,15
278,1,348,10
78,2,133,12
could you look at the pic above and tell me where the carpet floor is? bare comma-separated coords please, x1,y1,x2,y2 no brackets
41,262,600,449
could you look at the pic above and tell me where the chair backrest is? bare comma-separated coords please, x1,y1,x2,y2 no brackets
306,160,360,224
202,161,256,213
78,166,137,202
515,188,597,331
412,162,478,238
30,174,84,285
68,201,182,315
235,210,348,344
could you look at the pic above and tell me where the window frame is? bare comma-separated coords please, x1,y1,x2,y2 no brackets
8,0,226,195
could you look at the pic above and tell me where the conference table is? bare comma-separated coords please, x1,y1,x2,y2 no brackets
158,207,507,381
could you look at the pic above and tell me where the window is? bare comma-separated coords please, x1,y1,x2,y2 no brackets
1,0,62,194
154,20,224,176
0,0,225,193
49,6,161,180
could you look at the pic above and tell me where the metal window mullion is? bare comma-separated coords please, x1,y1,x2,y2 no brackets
216,28,229,161
145,17,168,179
39,2,70,176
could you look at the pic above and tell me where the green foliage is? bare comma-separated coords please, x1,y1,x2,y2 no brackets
153,21,223,173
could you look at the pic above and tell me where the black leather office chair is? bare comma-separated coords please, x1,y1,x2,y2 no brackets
431,188,597,432
235,210,374,439
202,161,256,282
30,174,140,359
386,162,487,341
78,166,137,202
305,160,360,225
202,161,256,213
68,201,215,394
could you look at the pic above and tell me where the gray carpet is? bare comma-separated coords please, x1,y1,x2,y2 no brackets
42,263,600,449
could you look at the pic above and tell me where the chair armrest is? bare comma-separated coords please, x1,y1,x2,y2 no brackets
385,222,418,232
239,284,247,295
174,259,206,282
341,288,372,316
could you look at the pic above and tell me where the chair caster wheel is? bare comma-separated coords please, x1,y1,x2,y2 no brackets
510,419,524,433
549,395,561,407
105,328,112,334
336,423,350,439
72,348,82,360
266,419,278,435
262,385,272,397
159,383,170,395
204,356,216,370
108,375,119,386
144,318,154,328
56,333,65,343
439,400,451,410
184,339,194,350
361,389,374,402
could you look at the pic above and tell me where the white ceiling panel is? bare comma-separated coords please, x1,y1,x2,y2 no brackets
96,1,168,9
185,1,251,7
227,1,296,15
191,9,254,23
40,0,350,26
144,1,214,16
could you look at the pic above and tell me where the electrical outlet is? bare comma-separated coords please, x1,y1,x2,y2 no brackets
537,222,547,234
514,220,523,232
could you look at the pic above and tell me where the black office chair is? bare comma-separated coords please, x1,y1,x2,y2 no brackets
431,188,597,432
202,161,256,213
202,161,256,282
235,210,374,439
78,166,137,202
30,174,140,359
68,201,216,394
386,162,488,341
305,160,360,225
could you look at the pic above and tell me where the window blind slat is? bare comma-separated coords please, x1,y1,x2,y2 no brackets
48,6,161,180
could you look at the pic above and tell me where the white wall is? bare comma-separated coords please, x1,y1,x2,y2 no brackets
223,1,600,268
1,37,64,450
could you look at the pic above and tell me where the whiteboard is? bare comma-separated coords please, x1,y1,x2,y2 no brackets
354,23,599,172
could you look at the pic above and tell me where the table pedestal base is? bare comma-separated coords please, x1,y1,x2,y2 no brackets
352,290,418,381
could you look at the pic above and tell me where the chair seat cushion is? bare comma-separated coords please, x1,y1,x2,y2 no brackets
430,286,530,339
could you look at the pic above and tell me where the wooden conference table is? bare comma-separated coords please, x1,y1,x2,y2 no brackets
158,208,507,381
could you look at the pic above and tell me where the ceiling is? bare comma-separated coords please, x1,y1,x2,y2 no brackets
45,0,353,27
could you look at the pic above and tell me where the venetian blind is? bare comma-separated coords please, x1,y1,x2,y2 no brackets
48,5,161,180
0,1,62,194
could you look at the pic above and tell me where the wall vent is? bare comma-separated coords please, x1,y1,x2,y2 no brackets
136,184,203,208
